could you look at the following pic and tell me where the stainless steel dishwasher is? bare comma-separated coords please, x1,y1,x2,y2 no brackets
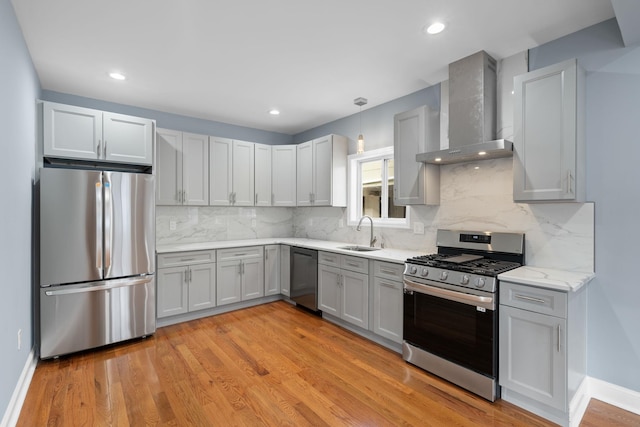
290,247,318,311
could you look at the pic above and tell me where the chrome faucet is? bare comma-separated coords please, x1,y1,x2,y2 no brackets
357,215,377,247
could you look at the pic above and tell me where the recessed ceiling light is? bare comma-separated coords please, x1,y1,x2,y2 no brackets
434,157,442,162
424,22,445,35
109,72,126,81
478,151,487,156
269,109,280,115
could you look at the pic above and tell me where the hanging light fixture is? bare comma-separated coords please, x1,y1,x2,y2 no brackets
354,97,367,154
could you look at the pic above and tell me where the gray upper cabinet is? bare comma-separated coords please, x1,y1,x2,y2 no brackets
513,59,585,202
156,128,209,206
43,101,154,166
296,134,347,207
393,105,440,206
210,137,255,206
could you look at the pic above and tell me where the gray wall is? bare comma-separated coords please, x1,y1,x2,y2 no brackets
0,0,41,419
41,90,293,146
530,19,640,392
292,86,440,152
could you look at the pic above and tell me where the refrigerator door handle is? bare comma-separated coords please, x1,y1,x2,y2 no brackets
104,175,113,275
44,276,154,296
95,180,103,274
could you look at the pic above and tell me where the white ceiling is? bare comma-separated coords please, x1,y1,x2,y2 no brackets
12,0,616,135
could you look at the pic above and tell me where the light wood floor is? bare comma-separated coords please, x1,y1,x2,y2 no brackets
18,301,640,426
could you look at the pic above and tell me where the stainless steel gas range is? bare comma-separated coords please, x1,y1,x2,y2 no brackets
403,229,525,401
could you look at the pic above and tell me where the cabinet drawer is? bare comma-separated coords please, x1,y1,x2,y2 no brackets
341,255,369,274
217,246,263,261
373,261,404,281
158,250,216,268
318,251,340,267
500,281,567,318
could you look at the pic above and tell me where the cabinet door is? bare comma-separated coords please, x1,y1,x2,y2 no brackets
188,263,216,312
513,59,579,201
373,277,403,343
318,265,341,316
264,245,280,296
183,133,209,206
232,140,255,206
280,245,291,296
157,266,188,318
254,143,272,206
43,102,102,161
312,136,333,206
156,129,182,205
209,136,233,206
272,145,297,206
393,106,439,205
241,257,264,301
342,270,369,329
296,141,313,206
499,305,567,410
216,260,242,306
103,112,154,165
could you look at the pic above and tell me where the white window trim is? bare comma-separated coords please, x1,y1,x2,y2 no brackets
347,147,411,229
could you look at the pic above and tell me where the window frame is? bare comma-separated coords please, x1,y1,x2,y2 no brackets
347,146,411,229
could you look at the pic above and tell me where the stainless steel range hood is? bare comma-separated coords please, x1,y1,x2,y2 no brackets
416,51,513,165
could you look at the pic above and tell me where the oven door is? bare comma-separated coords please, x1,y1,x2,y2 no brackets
403,277,497,378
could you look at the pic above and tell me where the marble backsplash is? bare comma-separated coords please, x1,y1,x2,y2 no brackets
293,157,594,272
156,157,594,272
156,206,294,244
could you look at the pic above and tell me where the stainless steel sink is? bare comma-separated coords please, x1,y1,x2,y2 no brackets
338,245,381,252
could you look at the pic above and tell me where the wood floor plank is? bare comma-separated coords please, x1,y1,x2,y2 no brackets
16,300,639,426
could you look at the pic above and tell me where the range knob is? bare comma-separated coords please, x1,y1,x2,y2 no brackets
409,266,417,275
475,278,486,288
460,275,470,285
421,268,429,277
440,271,448,280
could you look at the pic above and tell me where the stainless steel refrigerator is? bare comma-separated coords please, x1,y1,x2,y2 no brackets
39,167,156,359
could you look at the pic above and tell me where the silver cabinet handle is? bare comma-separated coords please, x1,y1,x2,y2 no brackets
189,268,193,282
514,294,547,304
557,324,561,352
255,193,258,204
379,280,398,289
241,261,245,275
103,140,108,158
567,170,573,194
97,140,102,159
380,268,398,276
181,258,196,262
346,262,360,268
183,190,187,203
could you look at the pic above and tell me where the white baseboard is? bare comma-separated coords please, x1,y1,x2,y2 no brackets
0,348,38,427
588,376,640,416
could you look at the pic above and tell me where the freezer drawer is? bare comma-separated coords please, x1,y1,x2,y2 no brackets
40,276,156,359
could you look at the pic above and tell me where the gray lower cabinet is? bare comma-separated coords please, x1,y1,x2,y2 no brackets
157,250,216,318
499,281,586,418
280,245,290,296
372,261,404,344
264,244,280,296
216,246,264,306
513,58,585,202
318,252,369,329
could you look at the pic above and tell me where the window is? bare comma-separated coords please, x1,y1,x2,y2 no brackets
348,147,410,228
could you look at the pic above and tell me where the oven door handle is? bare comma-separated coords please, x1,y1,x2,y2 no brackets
403,278,495,311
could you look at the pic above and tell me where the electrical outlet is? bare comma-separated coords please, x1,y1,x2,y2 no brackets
169,220,177,231
17,329,22,351
413,222,425,234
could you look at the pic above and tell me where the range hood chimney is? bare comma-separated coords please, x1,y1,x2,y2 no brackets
416,51,513,165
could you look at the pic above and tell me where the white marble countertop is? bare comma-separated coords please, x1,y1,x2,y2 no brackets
156,238,422,264
498,266,595,292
